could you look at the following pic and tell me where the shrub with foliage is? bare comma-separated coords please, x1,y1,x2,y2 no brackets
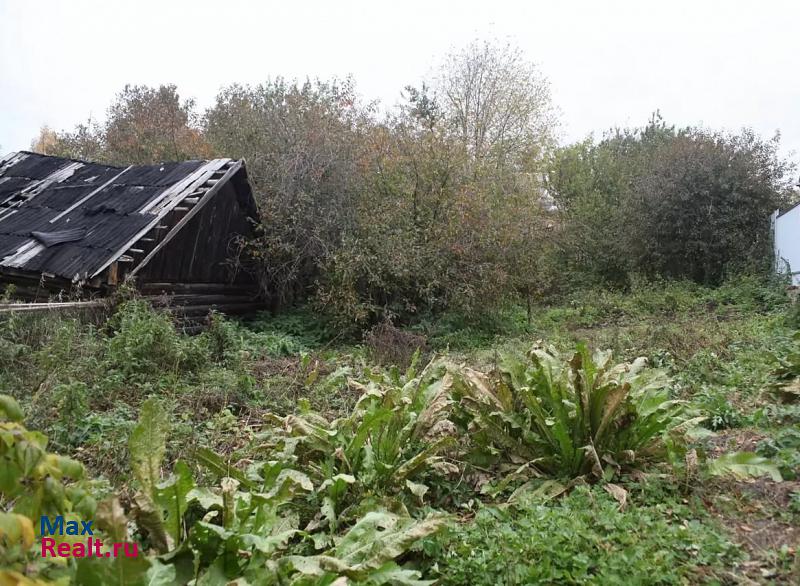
106,300,210,379
0,395,99,582
548,115,795,288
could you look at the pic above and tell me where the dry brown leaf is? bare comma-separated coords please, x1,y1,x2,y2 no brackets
603,483,628,510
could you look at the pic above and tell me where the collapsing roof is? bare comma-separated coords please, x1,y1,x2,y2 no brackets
0,151,258,290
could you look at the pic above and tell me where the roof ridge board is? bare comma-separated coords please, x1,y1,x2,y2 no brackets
2,151,219,175
138,158,230,215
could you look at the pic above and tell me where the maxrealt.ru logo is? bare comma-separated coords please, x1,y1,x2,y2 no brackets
40,516,138,559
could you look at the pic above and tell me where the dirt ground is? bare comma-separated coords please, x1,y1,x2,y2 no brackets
705,430,800,583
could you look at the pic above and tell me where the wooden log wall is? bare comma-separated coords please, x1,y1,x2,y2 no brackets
0,287,266,333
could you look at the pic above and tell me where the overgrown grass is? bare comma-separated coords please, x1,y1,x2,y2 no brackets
1,276,798,583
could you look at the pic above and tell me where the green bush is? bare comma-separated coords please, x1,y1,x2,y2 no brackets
0,395,98,581
548,118,793,287
106,300,208,378
757,428,800,480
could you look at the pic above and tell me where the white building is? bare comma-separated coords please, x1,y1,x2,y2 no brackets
774,204,800,285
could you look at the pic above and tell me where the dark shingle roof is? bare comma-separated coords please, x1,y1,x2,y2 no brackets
0,151,237,281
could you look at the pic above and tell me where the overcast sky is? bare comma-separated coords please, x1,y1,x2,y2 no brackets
1,0,798,166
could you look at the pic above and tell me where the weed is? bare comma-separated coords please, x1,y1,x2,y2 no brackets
364,319,427,369
450,343,686,479
106,300,210,379
424,484,740,585
757,428,800,480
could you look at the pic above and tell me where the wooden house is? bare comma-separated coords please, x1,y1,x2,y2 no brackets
0,151,261,316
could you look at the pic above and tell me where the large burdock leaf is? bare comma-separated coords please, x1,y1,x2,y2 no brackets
364,562,436,586
507,479,567,504
708,452,782,481
129,398,172,553
75,554,152,586
413,372,455,441
144,559,177,586
195,447,253,489
282,511,445,583
155,460,195,544
393,437,454,482
258,469,314,506
334,511,447,569
129,397,169,497
132,491,172,553
603,483,628,510
95,497,129,542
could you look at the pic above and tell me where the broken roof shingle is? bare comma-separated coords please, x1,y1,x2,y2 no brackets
31,228,87,248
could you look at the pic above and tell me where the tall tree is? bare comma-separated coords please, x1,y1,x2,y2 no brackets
102,85,211,164
30,121,105,162
548,117,795,286
634,128,794,283
437,38,558,177
204,78,372,308
30,85,211,165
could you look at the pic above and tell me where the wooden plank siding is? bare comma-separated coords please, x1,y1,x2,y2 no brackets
134,180,254,285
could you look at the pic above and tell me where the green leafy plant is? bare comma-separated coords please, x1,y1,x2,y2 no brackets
106,300,208,379
128,396,173,552
0,384,449,585
0,395,97,582
772,331,800,378
281,510,446,584
424,484,741,584
251,355,457,527
756,428,800,480
450,343,690,479
771,331,800,402
707,452,783,481
117,385,447,584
